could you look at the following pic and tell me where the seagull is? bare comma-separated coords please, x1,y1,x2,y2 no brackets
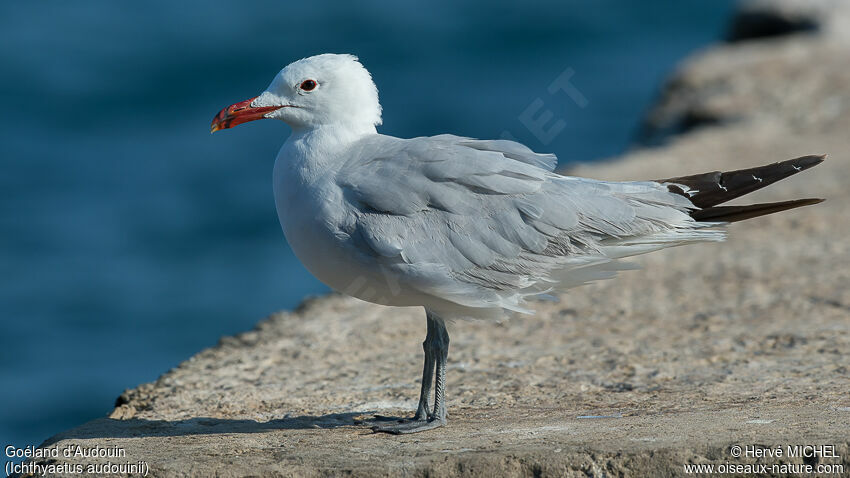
211,53,824,434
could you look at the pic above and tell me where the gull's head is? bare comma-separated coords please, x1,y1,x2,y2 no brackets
211,53,381,133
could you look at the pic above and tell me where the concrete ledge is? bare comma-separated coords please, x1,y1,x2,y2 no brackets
25,0,850,476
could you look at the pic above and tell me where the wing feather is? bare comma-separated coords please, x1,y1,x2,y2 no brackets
337,134,723,317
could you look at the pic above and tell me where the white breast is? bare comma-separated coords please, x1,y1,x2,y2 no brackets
273,150,351,289
271,128,437,309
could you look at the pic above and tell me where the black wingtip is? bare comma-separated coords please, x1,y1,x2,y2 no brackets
792,154,826,169
692,197,824,223
658,154,826,208
792,197,826,207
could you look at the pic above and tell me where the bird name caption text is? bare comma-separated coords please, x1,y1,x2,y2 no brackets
5,444,149,476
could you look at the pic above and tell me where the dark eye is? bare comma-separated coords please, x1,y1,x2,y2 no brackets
300,79,317,91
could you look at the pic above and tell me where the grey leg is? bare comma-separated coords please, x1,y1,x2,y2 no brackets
372,310,450,434
431,316,449,422
413,330,435,420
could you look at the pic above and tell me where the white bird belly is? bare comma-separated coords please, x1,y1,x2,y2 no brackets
273,158,423,307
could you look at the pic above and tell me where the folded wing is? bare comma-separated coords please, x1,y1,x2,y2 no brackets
337,134,723,318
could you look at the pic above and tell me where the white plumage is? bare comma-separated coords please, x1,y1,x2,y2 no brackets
262,56,723,321
210,53,820,433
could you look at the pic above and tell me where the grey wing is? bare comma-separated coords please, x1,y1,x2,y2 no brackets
337,134,724,318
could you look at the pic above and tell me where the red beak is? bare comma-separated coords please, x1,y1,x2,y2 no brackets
210,97,283,133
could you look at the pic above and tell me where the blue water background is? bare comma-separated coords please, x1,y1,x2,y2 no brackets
0,0,734,450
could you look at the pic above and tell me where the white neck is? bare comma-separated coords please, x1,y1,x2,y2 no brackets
277,123,377,184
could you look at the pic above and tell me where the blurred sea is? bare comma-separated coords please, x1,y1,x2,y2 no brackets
0,0,734,451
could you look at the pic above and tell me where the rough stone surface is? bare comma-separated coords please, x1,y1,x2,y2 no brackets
639,0,850,145
27,1,850,476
